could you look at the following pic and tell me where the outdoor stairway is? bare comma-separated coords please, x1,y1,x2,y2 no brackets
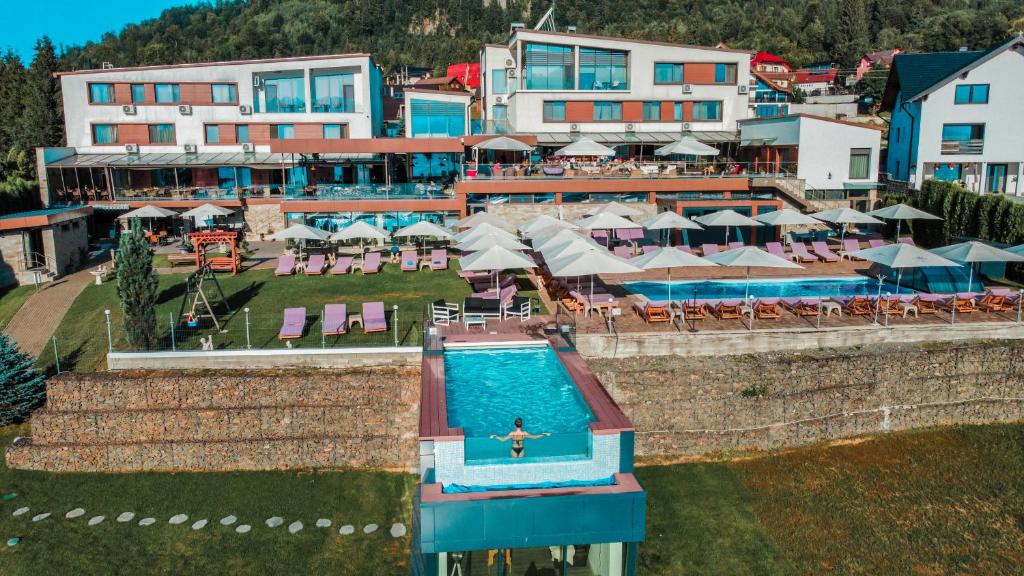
754,176,835,213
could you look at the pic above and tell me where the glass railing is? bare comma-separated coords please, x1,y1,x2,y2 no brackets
463,161,794,181
291,182,453,200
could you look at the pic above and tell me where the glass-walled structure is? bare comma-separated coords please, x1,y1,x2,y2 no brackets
291,210,460,233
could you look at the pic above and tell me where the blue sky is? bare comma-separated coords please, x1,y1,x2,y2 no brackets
3,0,197,60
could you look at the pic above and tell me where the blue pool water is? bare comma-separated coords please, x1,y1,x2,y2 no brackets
444,346,595,438
625,276,916,301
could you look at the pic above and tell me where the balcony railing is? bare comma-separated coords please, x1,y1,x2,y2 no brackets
289,182,453,201
76,182,453,203
941,139,985,155
463,160,797,181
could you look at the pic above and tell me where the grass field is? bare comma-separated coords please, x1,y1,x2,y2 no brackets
0,286,35,331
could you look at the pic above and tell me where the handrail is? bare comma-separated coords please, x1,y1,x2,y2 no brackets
15,251,57,274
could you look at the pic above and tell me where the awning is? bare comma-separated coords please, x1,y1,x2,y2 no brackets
843,182,880,190
44,152,374,169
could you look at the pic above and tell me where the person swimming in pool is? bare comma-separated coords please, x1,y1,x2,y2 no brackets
490,418,551,458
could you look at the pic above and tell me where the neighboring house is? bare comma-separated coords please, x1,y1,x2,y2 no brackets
403,89,471,138
0,206,93,286
751,51,793,74
413,75,469,92
881,36,1024,195
749,71,792,118
857,49,902,81
446,62,480,89
793,67,838,95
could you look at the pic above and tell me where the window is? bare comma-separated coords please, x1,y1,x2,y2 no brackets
272,124,295,139
755,104,788,118
849,148,871,179
323,124,345,139
130,84,146,103
205,125,220,144
261,75,305,113
941,123,985,154
211,84,237,104
954,84,989,104
491,104,509,133
673,102,684,121
154,84,180,103
578,47,628,90
92,124,118,144
148,124,175,144
714,63,738,84
235,124,250,143
88,83,115,104
491,69,508,95
692,101,722,121
409,99,466,137
311,72,355,113
593,101,622,121
643,101,661,121
543,101,566,122
524,43,574,90
654,63,683,84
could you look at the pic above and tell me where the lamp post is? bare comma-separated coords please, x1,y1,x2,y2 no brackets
244,307,251,349
104,309,113,352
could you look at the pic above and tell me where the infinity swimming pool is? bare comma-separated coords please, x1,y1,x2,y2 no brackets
625,276,915,301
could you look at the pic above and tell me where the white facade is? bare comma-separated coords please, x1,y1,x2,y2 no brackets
402,89,472,138
480,30,751,136
59,54,383,154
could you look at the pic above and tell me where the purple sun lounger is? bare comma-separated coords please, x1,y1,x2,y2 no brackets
278,307,306,340
789,242,819,263
330,256,354,275
322,304,348,335
765,242,789,260
304,254,326,275
728,241,744,250
701,243,720,256
360,252,382,274
898,236,916,246
362,301,387,333
401,250,418,271
811,241,840,262
431,249,448,270
839,238,863,260
613,246,633,259
275,254,296,276
868,239,887,249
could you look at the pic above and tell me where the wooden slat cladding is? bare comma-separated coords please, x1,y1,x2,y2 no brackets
88,82,237,106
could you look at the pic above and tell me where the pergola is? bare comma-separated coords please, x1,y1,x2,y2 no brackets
189,230,240,275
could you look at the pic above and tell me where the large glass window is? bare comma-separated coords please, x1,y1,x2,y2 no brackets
714,63,738,84
311,72,355,113
692,101,722,121
643,101,661,121
217,167,251,189
579,47,628,90
211,83,237,104
235,124,250,143
130,84,145,103
88,83,115,104
543,101,566,122
92,124,118,144
849,148,871,179
524,43,574,90
954,84,989,104
594,101,622,121
205,125,220,144
154,84,180,103
410,99,465,137
148,124,175,144
262,76,305,113
491,69,508,94
942,124,985,141
654,63,684,84
323,124,345,139
755,103,788,117
272,124,295,139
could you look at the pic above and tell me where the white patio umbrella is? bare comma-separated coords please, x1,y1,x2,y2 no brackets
456,233,530,252
328,220,390,243
472,136,535,153
694,210,763,245
702,246,803,300
929,241,1024,291
1008,244,1024,256
118,205,178,232
577,211,640,231
541,236,605,261
654,137,720,157
631,248,718,302
552,137,616,157
453,222,517,243
181,203,234,229
452,211,515,231
848,243,961,295
459,244,536,290
867,203,942,239
585,201,644,218
533,229,588,252
641,211,704,246
811,207,884,243
269,223,331,259
393,221,454,256
519,214,579,236
546,248,642,310
752,209,823,227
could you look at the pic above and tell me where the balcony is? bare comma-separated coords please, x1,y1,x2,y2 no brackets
289,182,452,200
941,139,985,155
463,160,794,181
81,182,452,204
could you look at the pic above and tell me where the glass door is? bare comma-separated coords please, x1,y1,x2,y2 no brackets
987,164,1008,193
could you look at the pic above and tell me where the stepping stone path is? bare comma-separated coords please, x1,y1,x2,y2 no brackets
235,524,251,534
88,516,105,526
339,525,355,535
191,519,208,530
138,517,156,526
288,521,303,534
12,507,29,517
65,508,86,519
363,523,378,534
116,512,135,523
32,513,51,522
265,517,284,528
390,523,407,538
168,514,188,525
315,519,331,528
220,515,237,526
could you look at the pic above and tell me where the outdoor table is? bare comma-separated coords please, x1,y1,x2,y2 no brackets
821,301,842,317
348,313,363,329
463,315,486,331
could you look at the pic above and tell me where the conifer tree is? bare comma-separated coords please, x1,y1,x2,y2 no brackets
0,334,45,425
116,219,159,350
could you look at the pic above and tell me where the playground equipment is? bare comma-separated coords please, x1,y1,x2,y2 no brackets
189,230,241,275
177,263,232,331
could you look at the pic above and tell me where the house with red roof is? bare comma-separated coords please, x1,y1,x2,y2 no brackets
750,51,793,74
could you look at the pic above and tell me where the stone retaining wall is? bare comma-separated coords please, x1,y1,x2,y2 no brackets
589,340,1024,457
6,368,420,472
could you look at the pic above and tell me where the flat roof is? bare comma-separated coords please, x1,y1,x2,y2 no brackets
536,131,738,145
55,53,374,77
0,205,93,232
45,152,372,168
512,29,753,54
738,113,885,131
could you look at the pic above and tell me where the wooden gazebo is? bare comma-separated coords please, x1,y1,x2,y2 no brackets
189,230,241,275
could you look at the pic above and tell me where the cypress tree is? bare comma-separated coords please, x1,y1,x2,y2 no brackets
116,219,159,350
0,334,45,425
20,37,64,153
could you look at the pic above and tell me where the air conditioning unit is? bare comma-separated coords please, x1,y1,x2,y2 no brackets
178,105,193,115
682,123,692,131
506,68,517,78
125,144,140,154
569,123,580,133
238,104,252,115
241,143,256,153
494,95,505,104
682,84,693,94
183,144,198,154
122,104,137,115
625,123,636,132
505,58,514,67
737,85,749,94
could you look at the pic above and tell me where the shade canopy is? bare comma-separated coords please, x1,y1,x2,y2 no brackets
577,212,641,231
518,214,578,236
848,243,960,269
552,137,616,157
459,245,535,272
703,246,803,270
640,211,704,231
328,220,390,242
471,136,535,152
451,211,515,231
930,241,1024,264
533,229,588,252
456,233,530,252
545,249,642,277
811,207,884,225
752,208,823,227
631,248,717,270
867,203,942,222
585,201,644,218
654,137,720,157
694,209,763,228
453,222,517,243
118,205,178,220
542,236,605,260
393,221,453,239
268,223,331,242
180,203,234,219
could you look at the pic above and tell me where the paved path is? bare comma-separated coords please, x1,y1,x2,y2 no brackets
3,267,97,356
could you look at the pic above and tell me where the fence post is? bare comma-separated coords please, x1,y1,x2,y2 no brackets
104,309,113,352
747,295,754,332
816,297,822,330
169,312,176,351
244,307,251,349
52,336,60,374
393,304,399,346
950,299,956,325
321,307,326,349
884,292,891,327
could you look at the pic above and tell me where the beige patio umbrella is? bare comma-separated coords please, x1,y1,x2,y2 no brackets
546,248,642,312
630,248,718,302
703,246,803,300
585,201,644,218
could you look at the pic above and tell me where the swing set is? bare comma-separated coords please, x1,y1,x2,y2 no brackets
177,263,232,331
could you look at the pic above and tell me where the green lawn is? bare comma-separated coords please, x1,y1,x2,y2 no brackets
0,426,415,576
636,423,1024,575
0,286,34,331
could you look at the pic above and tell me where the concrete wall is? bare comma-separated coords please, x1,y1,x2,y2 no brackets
589,340,1024,458
106,347,422,371
796,116,881,191
42,217,90,276
488,202,657,228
